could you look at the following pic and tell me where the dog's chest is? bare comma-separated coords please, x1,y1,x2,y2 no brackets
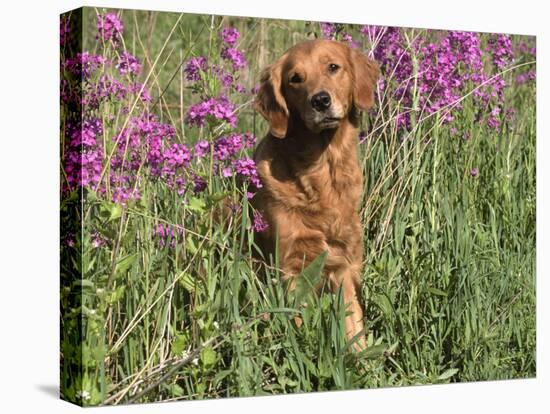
288,160,361,243
299,150,361,205
255,136,362,241
299,165,349,206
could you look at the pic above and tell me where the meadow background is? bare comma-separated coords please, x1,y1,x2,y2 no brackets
60,7,536,406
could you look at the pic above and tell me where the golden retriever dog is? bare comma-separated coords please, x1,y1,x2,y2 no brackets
253,39,379,350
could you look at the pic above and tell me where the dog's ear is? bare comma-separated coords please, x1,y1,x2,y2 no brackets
350,48,379,111
255,58,289,139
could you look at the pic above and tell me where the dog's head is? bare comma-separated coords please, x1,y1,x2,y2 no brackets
255,39,379,138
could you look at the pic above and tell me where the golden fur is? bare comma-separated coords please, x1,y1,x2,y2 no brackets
252,39,379,350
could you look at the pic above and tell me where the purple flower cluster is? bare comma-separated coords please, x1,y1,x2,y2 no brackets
114,116,175,165
214,65,248,94
108,115,190,200
116,51,142,76
468,35,514,130
82,75,126,109
220,27,247,71
192,133,260,193
232,157,262,189
79,78,151,110
63,118,104,190
518,40,536,57
253,210,268,233
360,26,520,132
91,231,108,248
487,34,514,70
186,96,237,128
59,13,264,247
63,52,107,78
217,69,234,88
61,13,161,203
221,27,240,45
487,107,501,130
162,144,192,195
128,82,152,103
362,26,414,129
163,143,192,169
321,23,337,39
516,70,536,84
417,31,487,123
62,53,150,111
184,56,208,81
63,64,259,205
320,22,359,48
111,184,141,205
97,13,124,45
62,232,76,248
514,38,536,85
220,47,247,71
153,223,184,248
211,132,256,160
340,32,360,49
193,139,210,158
184,58,246,94
63,102,259,202
192,174,207,193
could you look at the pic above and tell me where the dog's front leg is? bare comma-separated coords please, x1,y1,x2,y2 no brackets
329,265,366,351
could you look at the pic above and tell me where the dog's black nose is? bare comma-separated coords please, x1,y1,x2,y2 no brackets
311,91,331,111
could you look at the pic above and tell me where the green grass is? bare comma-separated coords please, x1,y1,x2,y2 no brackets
60,8,536,406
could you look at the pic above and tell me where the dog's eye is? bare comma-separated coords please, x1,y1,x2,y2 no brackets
289,73,303,84
328,63,340,73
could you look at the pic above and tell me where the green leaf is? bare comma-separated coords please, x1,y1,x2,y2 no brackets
178,272,198,294
374,294,393,317
171,334,189,357
163,383,184,397
437,368,459,381
86,189,98,201
293,251,327,306
115,253,137,276
85,256,97,273
187,196,206,214
108,203,122,221
196,382,206,396
213,369,233,385
363,344,386,359
107,285,126,304
186,235,198,255
81,345,97,368
91,344,106,361
99,200,122,222
386,341,399,355
428,287,448,297
200,346,218,369
208,192,228,203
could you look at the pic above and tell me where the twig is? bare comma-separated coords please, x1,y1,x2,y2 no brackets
126,336,218,404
